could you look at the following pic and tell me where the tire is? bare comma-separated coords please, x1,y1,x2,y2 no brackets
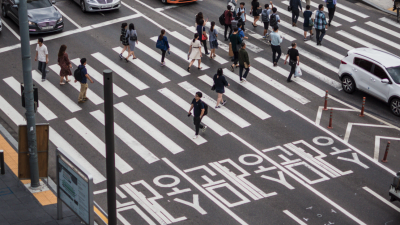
390,97,400,117
80,0,86,12
2,5,8,18
341,75,355,94
161,0,167,4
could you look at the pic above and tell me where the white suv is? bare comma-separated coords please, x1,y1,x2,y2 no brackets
339,48,400,116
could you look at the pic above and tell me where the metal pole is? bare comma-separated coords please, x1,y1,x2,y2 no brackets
0,150,5,174
103,69,116,225
18,0,40,188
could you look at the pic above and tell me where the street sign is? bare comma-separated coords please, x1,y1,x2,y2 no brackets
56,148,94,225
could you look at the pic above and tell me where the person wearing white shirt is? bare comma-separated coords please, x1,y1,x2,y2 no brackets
35,38,49,82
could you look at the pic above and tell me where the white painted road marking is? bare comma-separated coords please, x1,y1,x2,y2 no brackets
283,210,307,225
363,186,400,213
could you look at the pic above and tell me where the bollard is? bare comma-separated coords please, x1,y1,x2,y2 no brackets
381,141,390,163
359,97,366,117
328,108,333,129
323,90,329,111
0,150,4,175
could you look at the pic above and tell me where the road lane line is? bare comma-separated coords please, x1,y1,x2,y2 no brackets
363,187,400,213
49,64,104,105
336,30,382,50
71,58,128,97
32,70,82,112
330,1,369,18
283,210,307,225
54,5,82,29
1,20,20,40
178,81,252,128
158,87,230,136
3,77,57,121
0,95,26,125
66,117,133,174
112,47,171,83
295,46,339,73
114,102,184,154
379,17,400,29
198,75,271,120
374,136,400,161
366,21,400,39
344,123,392,143
352,26,400,50
91,52,149,90
90,110,160,164
137,95,207,145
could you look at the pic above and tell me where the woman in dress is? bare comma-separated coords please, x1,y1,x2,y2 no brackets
57,44,72,85
187,33,202,72
213,68,230,108
251,0,261,27
125,23,138,62
119,23,129,59
209,21,218,59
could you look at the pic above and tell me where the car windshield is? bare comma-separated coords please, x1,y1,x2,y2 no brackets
27,0,52,10
387,66,400,84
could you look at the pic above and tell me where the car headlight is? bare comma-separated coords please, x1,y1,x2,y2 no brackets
28,21,35,25
57,17,62,23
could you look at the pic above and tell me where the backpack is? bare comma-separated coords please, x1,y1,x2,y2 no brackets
231,19,238,29
261,9,270,22
156,38,165,50
129,30,137,41
74,67,82,81
270,14,277,27
219,12,226,25
202,100,209,116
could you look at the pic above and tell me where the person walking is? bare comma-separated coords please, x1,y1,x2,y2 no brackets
229,28,242,71
197,19,209,55
157,29,170,66
188,92,207,139
35,38,48,82
209,21,219,59
270,7,281,28
270,26,283,66
57,45,72,85
284,42,300,82
314,4,328,46
303,5,314,41
325,0,336,26
290,0,302,27
187,33,202,72
251,0,261,27
238,43,250,82
224,6,234,41
75,58,94,103
119,23,129,59
213,68,230,108
261,2,273,39
237,2,247,31
125,23,138,62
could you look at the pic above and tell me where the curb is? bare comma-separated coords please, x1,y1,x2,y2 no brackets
361,0,397,16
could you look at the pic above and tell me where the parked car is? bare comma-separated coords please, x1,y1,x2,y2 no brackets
1,0,63,34
339,48,400,116
76,0,121,12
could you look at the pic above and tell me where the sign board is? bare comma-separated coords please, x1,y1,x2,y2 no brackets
18,124,49,179
56,148,94,225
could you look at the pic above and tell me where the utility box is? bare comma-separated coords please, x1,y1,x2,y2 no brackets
21,83,39,113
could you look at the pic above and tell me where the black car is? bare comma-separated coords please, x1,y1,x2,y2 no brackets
2,0,63,34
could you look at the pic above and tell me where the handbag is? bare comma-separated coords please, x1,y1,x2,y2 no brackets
256,8,262,14
211,84,216,91
244,62,249,69
229,42,234,57
120,34,124,42
129,31,137,41
288,6,292,11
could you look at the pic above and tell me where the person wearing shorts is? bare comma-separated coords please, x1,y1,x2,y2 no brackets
303,5,314,41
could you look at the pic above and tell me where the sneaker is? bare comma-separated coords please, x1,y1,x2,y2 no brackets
230,65,234,72
240,79,245,83
119,54,123,59
243,78,247,82
304,38,308,41
202,126,207,132
262,36,267,39
41,79,45,82
221,100,227,106
78,100,85,103
215,105,221,109
161,63,165,67
205,53,210,55
193,135,198,139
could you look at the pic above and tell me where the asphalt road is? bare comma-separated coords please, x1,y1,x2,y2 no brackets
1,0,400,224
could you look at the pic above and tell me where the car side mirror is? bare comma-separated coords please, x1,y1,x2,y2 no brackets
381,78,390,84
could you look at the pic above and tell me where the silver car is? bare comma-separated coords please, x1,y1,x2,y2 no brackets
75,0,121,12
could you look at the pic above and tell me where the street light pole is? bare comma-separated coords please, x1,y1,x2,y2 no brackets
18,0,40,188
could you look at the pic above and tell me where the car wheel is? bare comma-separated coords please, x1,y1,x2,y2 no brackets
161,0,167,4
80,0,86,12
2,5,8,18
341,75,355,94
390,97,400,117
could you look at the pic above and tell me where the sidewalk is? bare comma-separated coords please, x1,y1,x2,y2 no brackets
362,0,398,16
0,123,83,225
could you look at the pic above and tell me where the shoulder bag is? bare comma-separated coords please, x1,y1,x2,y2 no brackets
129,30,137,41
211,30,218,47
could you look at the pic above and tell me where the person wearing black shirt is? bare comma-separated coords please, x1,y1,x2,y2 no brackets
188,92,207,139
284,42,300,82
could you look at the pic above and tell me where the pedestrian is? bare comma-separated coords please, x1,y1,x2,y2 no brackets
238,43,250,82
209,21,219,59
75,58,94,103
251,0,261,27
188,92,207,139
314,4,328,45
213,68,230,108
187,33,202,72
284,42,300,82
325,0,336,26
35,38,48,82
228,0,238,17
237,2,247,31
197,19,209,55
125,23,138,62
261,2,273,39
269,7,280,29
119,23,129,59
290,0,302,27
57,45,72,85
156,29,170,67
238,23,248,40
270,26,283,66
224,5,234,41
303,5,314,41
229,27,242,71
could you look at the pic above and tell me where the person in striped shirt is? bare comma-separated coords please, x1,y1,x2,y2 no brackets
314,4,328,46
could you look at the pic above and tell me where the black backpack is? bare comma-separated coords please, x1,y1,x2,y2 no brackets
270,14,277,27
202,101,209,116
261,9,270,22
219,12,225,26
74,67,82,81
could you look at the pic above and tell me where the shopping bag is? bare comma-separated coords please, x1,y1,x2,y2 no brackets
294,65,302,77
229,42,234,57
